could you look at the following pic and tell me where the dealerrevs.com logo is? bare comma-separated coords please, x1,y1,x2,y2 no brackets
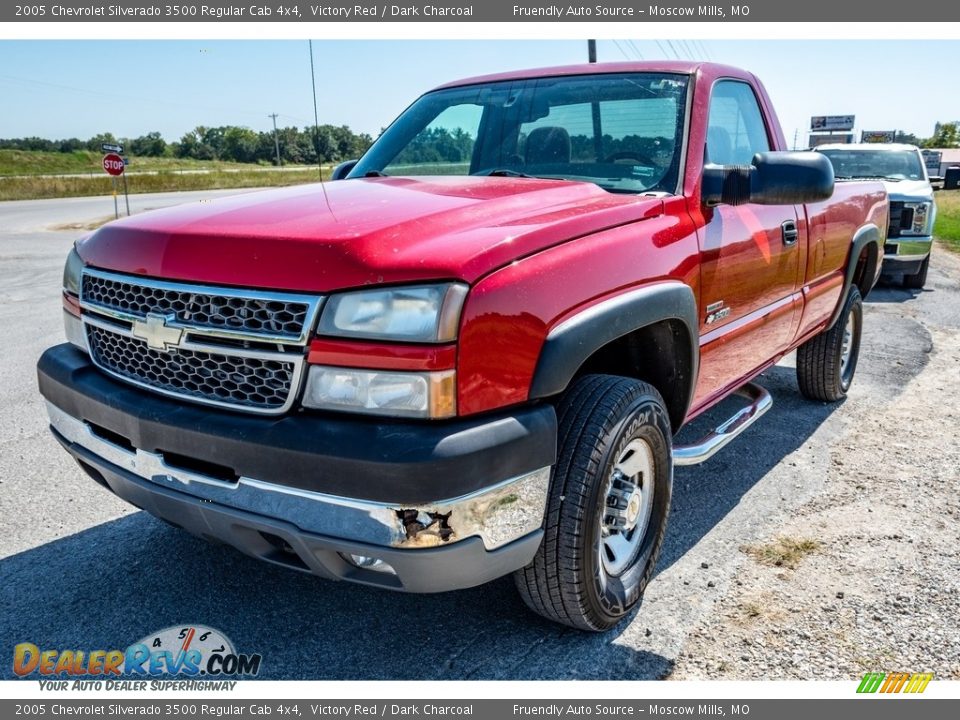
13,625,262,687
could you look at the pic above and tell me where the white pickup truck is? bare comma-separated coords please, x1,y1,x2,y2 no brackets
817,143,936,288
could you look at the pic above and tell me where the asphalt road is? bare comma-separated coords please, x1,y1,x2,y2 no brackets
0,190,955,680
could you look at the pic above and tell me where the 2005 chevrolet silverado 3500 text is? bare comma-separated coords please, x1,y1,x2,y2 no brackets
38,62,888,631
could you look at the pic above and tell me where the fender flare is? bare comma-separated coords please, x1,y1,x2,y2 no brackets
528,282,700,412
827,223,881,329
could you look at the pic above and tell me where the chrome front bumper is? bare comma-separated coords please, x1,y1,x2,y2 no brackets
47,401,550,553
885,236,933,260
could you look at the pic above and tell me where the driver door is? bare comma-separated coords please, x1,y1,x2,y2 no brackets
693,80,804,408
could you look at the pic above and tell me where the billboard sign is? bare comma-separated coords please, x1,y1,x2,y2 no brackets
811,115,855,131
861,130,896,143
921,150,942,175
808,133,854,148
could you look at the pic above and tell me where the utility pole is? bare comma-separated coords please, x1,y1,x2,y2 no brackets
588,39,597,63
268,113,282,167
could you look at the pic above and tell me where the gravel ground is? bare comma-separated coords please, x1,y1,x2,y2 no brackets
672,247,960,680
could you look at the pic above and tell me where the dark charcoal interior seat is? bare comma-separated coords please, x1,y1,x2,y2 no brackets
525,127,571,165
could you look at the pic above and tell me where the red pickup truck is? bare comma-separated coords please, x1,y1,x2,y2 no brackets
38,62,887,631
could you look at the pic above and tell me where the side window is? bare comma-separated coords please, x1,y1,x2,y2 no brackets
706,80,771,166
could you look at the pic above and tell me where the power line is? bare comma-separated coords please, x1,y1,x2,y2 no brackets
666,40,686,60
612,40,633,61
627,40,645,60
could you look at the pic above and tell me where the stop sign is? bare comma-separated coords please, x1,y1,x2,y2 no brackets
102,153,124,176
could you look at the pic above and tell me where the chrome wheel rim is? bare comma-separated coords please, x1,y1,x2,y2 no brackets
840,313,855,380
599,438,655,577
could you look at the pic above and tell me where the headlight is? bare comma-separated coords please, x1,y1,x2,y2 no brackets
318,283,468,343
302,365,456,419
63,246,84,297
62,247,88,352
903,201,932,235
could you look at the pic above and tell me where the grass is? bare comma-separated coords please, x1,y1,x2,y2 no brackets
0,168,330,202
739,600,764,619
934,189,960,253
741,537,822,569
0,149,278,177
0,149,335,200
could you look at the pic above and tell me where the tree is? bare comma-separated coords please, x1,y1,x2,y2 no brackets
85,133,118,152
222,127,260,163
129,132,168,157
926,122,959,148
176,127,216,160
894,131,922,146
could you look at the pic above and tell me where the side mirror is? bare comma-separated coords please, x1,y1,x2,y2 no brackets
702,151,835,207
331,159,358,181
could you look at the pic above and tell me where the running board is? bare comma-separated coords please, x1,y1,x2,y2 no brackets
673,383,772,466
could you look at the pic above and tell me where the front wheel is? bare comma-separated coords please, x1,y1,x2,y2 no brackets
514,375,673,631
796,286,863,402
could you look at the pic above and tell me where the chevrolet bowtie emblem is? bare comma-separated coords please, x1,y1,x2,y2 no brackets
132,313,184,351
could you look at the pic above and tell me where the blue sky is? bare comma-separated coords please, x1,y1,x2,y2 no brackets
0,40,956,146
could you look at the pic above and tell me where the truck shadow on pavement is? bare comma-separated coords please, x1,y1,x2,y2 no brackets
868,278,928,303
3,366,839,682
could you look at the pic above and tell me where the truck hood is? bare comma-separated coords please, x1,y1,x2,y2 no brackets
77,177,664,293
881,179,934,201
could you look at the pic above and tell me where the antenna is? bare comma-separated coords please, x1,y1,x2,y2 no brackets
308,39,334,217
308,40,324,181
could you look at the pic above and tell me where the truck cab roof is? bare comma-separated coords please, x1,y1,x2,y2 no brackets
435,61,754,90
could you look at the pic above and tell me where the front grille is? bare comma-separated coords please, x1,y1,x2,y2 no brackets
86,324,296,412
887,201,914,239
82,272,312,341
77,269,321,415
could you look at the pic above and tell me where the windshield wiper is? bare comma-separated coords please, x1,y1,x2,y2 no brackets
364,170,388,178
483,169,535,178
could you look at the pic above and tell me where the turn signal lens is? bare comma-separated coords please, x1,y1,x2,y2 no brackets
302,365,456,419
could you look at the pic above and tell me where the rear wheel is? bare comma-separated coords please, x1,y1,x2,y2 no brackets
797,286,863,402
902,256,930,289
514,375,672,631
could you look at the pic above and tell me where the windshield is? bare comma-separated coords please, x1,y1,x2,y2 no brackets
350,73,690,195
818,148,926,182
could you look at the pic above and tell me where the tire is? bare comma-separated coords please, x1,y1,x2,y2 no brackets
514,374,673,632
902,256,929,289
796,286,863,402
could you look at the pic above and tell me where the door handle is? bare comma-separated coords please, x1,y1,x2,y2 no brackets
781,220,799,246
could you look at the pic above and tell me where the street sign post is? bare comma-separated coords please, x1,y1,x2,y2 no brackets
102,153,127,219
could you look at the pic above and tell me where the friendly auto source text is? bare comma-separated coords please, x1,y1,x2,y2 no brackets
512,5,743,17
